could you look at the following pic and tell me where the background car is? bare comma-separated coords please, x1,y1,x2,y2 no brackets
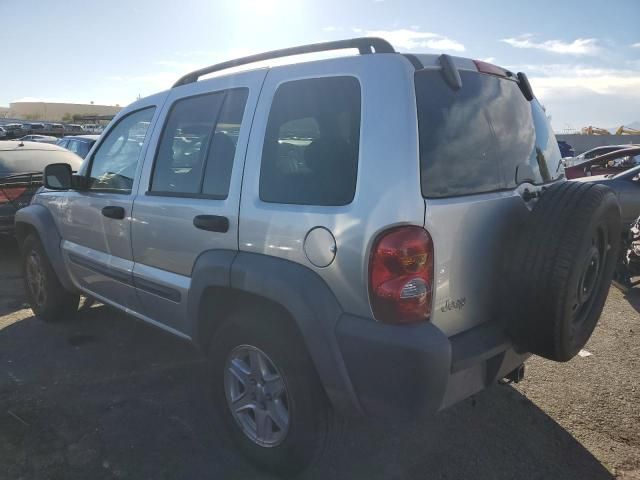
557,140,575,158
565,144,639,167
56,134,99,158
0,141,81,235
20,123,45,133
0,127,6,139
17,134,59,144
564,146,640,179
574,163,640,227
81,124,102,133
44,123,64,133
2,124,23,138
64,124,84,133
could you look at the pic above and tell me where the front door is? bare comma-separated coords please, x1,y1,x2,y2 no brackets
59,105,158,311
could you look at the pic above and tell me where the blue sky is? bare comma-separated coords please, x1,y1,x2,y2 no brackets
1,0,639,130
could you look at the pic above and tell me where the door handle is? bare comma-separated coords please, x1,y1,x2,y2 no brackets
101,206,125,220
193,215,229,233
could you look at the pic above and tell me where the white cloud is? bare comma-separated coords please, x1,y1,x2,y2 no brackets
361,28,465,52
502,35,601,55
506,64,640,97
632,42,640,48
502,63,640,128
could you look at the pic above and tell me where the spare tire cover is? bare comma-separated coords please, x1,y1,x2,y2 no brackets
503,181,621,361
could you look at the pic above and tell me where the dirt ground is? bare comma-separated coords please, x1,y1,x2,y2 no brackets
0,237,639,479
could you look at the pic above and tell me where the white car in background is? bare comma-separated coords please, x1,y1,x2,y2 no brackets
17,135,59,144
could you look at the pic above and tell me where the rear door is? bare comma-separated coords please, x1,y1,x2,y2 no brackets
58,100,161,311
414,65,564,336
130,70,265,335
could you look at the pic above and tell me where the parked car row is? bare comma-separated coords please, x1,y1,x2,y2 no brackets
0,122,103,139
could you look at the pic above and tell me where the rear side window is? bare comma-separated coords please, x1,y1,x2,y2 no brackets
151,88,248,198
416,70,562,198
259,76,360,206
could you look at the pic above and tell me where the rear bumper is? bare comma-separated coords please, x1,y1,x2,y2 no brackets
335,315,529,417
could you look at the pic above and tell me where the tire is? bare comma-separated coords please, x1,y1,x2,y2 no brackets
21,234,79,322
504,181,621,361
202,305,338,476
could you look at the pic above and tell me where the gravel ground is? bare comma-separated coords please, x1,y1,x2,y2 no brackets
0,237,638,479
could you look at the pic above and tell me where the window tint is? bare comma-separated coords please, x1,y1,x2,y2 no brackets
151,88,248,198
202,89,248,197
88,108,155,193
416,70,562,198
259,76,360,206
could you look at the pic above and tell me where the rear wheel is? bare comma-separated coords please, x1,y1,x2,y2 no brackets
203,305,338,476
22,234,79,321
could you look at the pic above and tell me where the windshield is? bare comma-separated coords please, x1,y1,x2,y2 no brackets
416,69,563,198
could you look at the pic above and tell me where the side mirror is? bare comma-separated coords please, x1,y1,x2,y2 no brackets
44,163,73,190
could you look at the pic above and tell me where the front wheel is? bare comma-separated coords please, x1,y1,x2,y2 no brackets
22,234,79,321
203,306,339,476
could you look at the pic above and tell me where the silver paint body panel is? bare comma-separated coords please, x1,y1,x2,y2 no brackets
34,52,537,339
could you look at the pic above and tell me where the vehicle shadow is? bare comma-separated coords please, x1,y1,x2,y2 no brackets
0,236,26,317
624,285,640,314
0,303,613,479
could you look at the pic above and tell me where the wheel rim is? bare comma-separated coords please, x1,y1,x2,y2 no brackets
25,250,46,309
223,345,290,447
573,225,607,323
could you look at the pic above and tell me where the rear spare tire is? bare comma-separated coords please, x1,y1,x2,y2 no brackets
505,181,621,361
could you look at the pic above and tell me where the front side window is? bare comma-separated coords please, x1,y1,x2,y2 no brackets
259,76,361,206
151,88,248,198
88,107,155,193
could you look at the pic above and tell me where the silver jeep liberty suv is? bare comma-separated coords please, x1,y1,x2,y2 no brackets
16,38,620,474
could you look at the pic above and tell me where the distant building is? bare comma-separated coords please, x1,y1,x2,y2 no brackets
4,101,122,122
0,106,9,117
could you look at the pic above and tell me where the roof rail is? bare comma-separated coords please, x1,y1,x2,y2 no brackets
172,37,395,88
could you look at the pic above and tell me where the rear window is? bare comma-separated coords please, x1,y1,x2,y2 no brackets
416,70,562,198
0,149,82,176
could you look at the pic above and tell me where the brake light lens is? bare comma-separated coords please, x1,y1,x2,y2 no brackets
0,186,27,204
473,60,509,78
369,226,434,325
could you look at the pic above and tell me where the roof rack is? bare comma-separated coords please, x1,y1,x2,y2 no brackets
172,37,396,88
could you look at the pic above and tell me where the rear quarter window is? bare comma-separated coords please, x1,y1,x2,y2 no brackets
259,76,361,206
416,70,562,198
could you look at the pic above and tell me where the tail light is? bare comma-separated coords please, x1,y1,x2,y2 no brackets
369,226,434,325
473,60,510,78
0,186,27,205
